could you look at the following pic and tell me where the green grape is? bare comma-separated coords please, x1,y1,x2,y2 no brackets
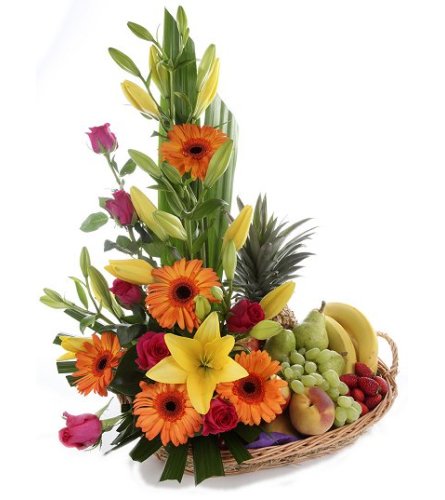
321,380,330,391
290,350,306,365
304,361,317,374
305,348,321,361
315,349,333,365
334,418,346,428
327,387,340,400
291,379,305,394
301,375,316,387
323,369,340,387
337,396,353,408
352,401,362,414
284,367,294,380
298,347,307,355
281,361,290,370
312,373,325,385
335,406,347,423
346,407,360,423
291,364,304,378
338,382,349,395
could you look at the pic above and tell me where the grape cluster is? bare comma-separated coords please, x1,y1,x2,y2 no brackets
281,347,362,427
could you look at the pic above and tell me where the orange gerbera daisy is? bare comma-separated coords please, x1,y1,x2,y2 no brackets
216,350,287,426
73,332,123,397
146,258,221,333
133,382,202,446
160,124,228,180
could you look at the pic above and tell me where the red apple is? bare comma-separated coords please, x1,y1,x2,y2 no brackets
289,387,335,435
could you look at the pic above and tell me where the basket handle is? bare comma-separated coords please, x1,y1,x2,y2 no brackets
377,331,398,379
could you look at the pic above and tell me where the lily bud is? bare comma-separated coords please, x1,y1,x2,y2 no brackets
203,140,233,188
128,149,162,178
129,187,168,240
105,259,155,286
223,205,253,251
222,240,237,280
58,336,92,361
88,266,114,311
153,210,188,241
194,58,220,117
210,286,224,301
121,80,160,119
260,282,296,320
149,46,169,96
194,295,212,321
249,320,284,340
197,44,216,90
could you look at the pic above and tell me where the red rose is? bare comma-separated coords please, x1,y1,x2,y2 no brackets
110,278,143,308
86,123,117,153
136,332,170,371
58,412,102,450
105,190,135,226
202,398,239,436
227,299,265,333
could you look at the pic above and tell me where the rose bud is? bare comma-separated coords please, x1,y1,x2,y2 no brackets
109,278,143,309
202,398,239,436
227,299,265,333
105,190,135,226
58,412,102,450
136,332,170,371
86,123,117,154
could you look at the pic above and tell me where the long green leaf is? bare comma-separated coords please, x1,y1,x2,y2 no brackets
108,345,144,396
192,436,224,485
130,436,162,462
160,443,188,482
222,431,252,464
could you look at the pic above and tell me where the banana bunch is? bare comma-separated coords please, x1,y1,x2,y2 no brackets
323,303,379,374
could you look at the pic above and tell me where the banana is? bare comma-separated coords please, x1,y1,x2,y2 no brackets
323,302,378,373
324,315,357,374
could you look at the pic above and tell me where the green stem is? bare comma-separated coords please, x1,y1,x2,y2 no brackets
127,226,141,258
224,280,233,311
185,219,194,259
104,152,123,188
168,68,176,124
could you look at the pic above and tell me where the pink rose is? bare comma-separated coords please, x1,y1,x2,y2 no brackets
202,398,239,436
110,278,143,308
136,332,170,371
227,299,265,333
105,190,135,226
86,123,117,153
58,412,102,450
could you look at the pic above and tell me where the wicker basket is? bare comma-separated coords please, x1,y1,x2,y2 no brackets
156,331,398,475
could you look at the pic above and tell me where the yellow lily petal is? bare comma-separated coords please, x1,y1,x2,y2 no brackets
204,336,234,370
214,357,249,383
60,336,91,353
146,356,187,384
57,351,76,361
164,334,202,372
130,187,168,241
187,368,217,414
223,205,253,251
194,312,221,345
260,281,296,319
121,80,160,118
105,259,154,285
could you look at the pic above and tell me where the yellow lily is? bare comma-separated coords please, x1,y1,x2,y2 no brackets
130,187,168,240
194,58,220,117
223,205,253,251
146,312,248,414
58,336,92,361
105,259,155,286
260,281,296,319
121,80,160,119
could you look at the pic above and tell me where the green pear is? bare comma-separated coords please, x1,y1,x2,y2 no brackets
318,351,345,375
265,329,296,362
293,303,329,350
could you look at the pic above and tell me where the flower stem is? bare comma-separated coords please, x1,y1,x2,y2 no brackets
185,219,194,259
104,152,123,188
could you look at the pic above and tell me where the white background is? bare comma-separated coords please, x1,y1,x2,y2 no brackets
3,0,445,497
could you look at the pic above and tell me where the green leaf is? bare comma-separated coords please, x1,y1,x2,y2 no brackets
127,21,156,42
69,277,88,309
120,158,137,176
222,431,252,464
66,375,78,387
108,48,141,77
192,436,225,485
80,212,108,232
130,436,162,462
40,296,66,309
79,314,97,334
99,197,109,209
56,360,77,374
108,345,144,396
64,309,104,332
188,198,228,220
233,423,262,443
192,229,209,254
116,324,145,346
80,247,91,278
160,443,188,482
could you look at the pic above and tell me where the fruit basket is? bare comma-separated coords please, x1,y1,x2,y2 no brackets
156,331,398,474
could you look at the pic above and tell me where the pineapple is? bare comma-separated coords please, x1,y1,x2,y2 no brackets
234,195,314,309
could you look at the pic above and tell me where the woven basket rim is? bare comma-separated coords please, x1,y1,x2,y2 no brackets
156,331,398,475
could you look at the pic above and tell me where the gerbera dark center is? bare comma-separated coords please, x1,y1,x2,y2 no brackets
165,401,177,412
97,356,108,371
175,284,193,301
189,146,203,155
243,381,257,394
236,374,265,402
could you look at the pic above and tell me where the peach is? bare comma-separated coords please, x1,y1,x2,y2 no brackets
263,412,300,437
288,387,335,435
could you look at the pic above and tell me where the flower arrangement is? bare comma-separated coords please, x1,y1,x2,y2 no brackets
43,7,397,485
